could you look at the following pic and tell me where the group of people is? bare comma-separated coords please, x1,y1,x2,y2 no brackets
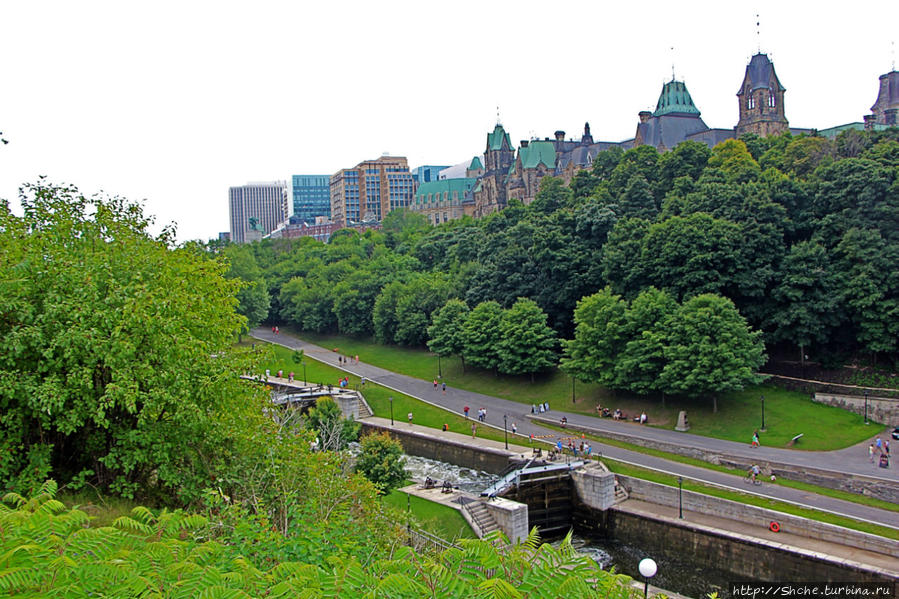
530,402,550,414
869,437,891,468
596,405,645,423
337,376,350,388
337,354,359,365
433,380,447,393
553,438,593,458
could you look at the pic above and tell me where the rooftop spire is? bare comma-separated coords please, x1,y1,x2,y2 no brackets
756,13,761,53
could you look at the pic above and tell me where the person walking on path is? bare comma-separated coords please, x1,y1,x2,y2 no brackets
876,437,883,453
869,444,876,463
433,379,438,390
408,412,413,426
471,423,477,438
442,382,446,394
463,406,469,418
751,430,760,448
511,422,517,435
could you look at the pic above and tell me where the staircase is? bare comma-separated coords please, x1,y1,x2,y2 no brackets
457,496,501,538
614,479,629,503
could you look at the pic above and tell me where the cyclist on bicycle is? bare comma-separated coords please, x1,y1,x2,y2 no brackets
748,464,761,483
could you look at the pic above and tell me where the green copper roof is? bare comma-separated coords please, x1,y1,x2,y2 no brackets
519,141,556,170
415,178,477,203
469,156,484,170
487,124,512,151
653,79,701,117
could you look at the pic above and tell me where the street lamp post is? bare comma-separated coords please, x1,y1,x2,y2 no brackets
864,390,869,425
503,414,508,449
678,476,683,519
389,396,394,426
760,395,766,432
638,558,657,599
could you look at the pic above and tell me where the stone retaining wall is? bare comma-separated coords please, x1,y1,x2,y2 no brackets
610,508,896,584
359,421,513,474
813,393,899,427
618,475,898,558
484,497,529,544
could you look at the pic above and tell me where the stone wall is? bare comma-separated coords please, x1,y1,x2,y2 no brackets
484,497,529,544
814,393,899,427
570,462,616,511
359,421,514,474
618,476,898,558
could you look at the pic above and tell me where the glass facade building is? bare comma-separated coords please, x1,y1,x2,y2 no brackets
291,175,331,223
330,156,413,227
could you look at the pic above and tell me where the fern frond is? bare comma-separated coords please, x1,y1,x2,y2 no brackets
113,515,153,536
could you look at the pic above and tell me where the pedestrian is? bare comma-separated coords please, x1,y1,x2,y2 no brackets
539,404,545,413
869,444,875,463
408,412,413,426
531,404,536,414
464,406,470,418
471,423,477,438
875,437,883,453
433,379,438,390
544,402,549,412
288,372,294,382
277,370,283,378
442,382,446,394
511,422,517,435
360,376,365,386
338,356,342,364
442,423,448,432
886,440,891,456
751,430,760,448
355,354,359,364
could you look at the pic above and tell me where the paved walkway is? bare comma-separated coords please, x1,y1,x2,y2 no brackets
251,328,899,528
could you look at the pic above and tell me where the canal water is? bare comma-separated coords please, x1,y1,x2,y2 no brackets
401,452,734,598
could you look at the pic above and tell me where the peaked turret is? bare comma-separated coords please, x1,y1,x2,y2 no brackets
653,79,701,117
865,70,899,129
736,52,789,136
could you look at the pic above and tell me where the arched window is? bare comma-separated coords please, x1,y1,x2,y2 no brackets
768,94,776,108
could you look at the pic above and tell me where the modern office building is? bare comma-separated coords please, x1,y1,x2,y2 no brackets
228,181,289,243
330,156,414,227
291,175,331,223
411,165,449,186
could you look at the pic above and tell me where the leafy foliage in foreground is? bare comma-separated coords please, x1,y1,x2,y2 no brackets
0,483,639,598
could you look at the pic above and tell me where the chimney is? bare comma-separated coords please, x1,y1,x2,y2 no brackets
520,140,529,148
639,111,652,123
554,130,566,141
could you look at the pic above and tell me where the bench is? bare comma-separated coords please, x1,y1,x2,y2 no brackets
788,433,803,447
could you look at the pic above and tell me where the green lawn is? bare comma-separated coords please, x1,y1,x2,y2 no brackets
383,488,476,541
282,330,878,451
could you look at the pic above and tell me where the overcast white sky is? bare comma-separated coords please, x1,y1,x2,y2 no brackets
1,1,897,242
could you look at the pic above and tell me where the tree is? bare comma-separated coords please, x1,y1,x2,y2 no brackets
614,287,676,395
354,432,406,495
769,241,840,362
427,299,470,371
306,397,360,451
462,301,504,373
0,182,262,501
222,244,270,333
498,298,559,379
560,288,628,386
658,294,766,412
619,173,658,220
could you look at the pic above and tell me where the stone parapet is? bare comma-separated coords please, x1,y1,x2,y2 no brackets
570,462,617,511
814,393,899,427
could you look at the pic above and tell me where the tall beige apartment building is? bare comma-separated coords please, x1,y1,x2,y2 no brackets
329,156,414,227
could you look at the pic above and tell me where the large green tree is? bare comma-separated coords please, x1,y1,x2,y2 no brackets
498,298,558,379
560,288,627,386
427,299,470,371
0,182,261,500
461,301,504,373
658,294,766,411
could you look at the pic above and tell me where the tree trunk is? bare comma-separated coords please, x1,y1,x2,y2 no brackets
661,392,666,409
713,395,718,414
460,355,466,374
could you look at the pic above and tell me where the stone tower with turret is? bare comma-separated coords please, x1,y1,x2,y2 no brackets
736,53,789,137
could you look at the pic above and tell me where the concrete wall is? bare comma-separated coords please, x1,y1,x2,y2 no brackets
814,393,899,427
360,421,513,474
541,417,899,503
618,475,899,558
609,508,895,584
485,497,529,544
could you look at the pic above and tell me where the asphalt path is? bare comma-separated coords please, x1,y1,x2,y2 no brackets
251,328,899,528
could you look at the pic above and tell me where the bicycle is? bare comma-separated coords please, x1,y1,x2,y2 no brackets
743,473,762,486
